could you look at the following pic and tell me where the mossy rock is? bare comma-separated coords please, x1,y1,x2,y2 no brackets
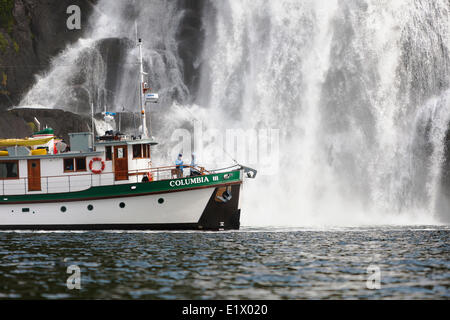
0,0,14,32
27,121,37,133
0,32,8,52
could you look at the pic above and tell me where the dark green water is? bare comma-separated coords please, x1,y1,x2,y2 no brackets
0,226,448,299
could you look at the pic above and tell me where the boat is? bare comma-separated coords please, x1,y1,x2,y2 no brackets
0,37,256,231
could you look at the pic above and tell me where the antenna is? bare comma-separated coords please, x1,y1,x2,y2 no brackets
135,21,138,43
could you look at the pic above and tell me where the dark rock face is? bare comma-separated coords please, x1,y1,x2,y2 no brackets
0,0,97,110
436,124,450,223
0,107,144,143
176,0,205,100
97,37,133,108
2,108,91,142
58,37,133,114
0,109,32,138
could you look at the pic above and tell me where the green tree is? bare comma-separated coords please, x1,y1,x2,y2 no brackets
0,0,14,33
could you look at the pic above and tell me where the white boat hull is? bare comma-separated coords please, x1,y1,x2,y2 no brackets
0,185,243,231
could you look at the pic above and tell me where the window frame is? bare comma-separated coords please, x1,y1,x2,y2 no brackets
116,147,126,159
141,144,150,159
132,144,151,159
64,157,87,173
0,160,20,180
75,157,87,172
132,144,143,159
105,146,112,161
63,158,75,172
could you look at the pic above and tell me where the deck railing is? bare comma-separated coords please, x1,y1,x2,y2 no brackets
0,164,241,196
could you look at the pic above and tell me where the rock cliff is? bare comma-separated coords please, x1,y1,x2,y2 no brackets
0,0,96,109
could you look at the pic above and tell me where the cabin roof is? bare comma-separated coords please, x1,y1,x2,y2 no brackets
0,151,103,161
95,138,158,146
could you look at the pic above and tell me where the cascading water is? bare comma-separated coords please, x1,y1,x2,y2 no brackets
17,0,450,226
19,0,189,113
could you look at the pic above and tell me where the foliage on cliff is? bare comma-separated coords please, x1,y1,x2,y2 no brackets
0,0,97,110
0,0,14,33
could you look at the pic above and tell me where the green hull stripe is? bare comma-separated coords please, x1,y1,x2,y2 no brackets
0,171,241,204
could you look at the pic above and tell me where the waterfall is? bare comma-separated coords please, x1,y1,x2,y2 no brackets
17,0,450,225
19,0,189,114
192,0,450,226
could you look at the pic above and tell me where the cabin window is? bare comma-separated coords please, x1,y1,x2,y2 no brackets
0,160,19,179
133,144,142,159
64,158,74,172
137,145,150,159
64,158,87,172
105,146,112,161
117,147,125,159
75,158,87,171
132,145,151,159
143,145,149,158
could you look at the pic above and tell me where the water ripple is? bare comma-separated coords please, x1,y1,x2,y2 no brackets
0,226,448,299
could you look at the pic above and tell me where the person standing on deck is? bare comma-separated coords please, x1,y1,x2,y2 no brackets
175,154,184,178
190,153,201,176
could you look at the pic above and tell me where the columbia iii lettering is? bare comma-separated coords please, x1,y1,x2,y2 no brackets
169,176,211,187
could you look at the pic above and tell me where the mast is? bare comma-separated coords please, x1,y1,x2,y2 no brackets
91,102,94,151
136,22,148,139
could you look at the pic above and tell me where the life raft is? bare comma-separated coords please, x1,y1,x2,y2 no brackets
89,157,105,174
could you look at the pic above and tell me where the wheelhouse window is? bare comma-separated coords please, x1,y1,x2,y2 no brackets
0,160,19,179
64,157,86,172
133,144,142,159
143,144,150,158
133,144,151,159
105,146,112,161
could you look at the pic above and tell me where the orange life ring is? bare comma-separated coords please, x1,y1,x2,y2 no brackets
146,172,153,181
89,157,105,174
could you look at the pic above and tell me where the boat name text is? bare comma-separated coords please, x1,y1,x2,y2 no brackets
169,176,212,187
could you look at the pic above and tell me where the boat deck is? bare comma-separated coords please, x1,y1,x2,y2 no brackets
0,165,239,196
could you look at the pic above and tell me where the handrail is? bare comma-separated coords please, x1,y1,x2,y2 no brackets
0,165,210,181
0,164,241,196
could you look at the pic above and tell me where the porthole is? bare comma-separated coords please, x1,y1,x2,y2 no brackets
158,198,164,204
61,206,67,213
119,202,126,209
87,205,94,211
